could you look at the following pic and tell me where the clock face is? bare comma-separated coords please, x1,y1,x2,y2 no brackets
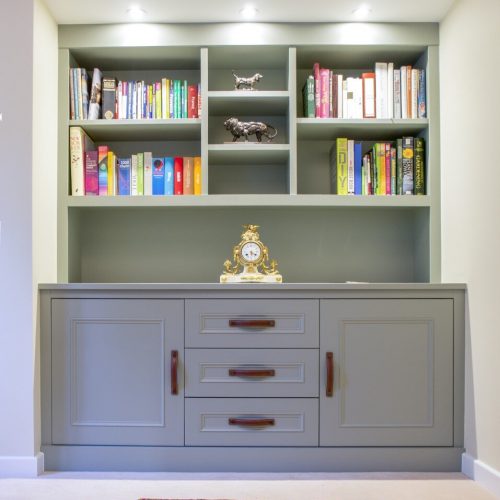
240,241,262,263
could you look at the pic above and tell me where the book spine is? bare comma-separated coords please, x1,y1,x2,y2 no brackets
152,157,165,195
400,66,407,119
354,141,362,195
331,74,338,118
155,81,162,119
375,62,387,119
102,78,116,120
319,68,330,118
402,137,414,194
98,145,109,196
164,157,174,195
397,138,403,195
347,140,355,194
194,156,202,195
418,69,426,118
376,143,386,195
130,154,138,195
406,65,412,118
414,137,425,195
76,68,83,120
387,62,394,119
162,78,167,119
337,138,348,195
313,63,320,117
132,81,137,120
183,80,188,118
302,75,315,118
107,151,116,195
69,126,92,195
385,143,391,195
169,81,174,118
390,146,396,195
393,69,401,119
197,82,201,118
362,72,376,118
81,69,89,120
329,142,337,194
183,157,194,195
69,69,75,120
188,84,198,118
117,157,131,195
411,69,419,119
174,156,183,194
88,68,102,120
143,152,153,195
137,153,144,195
84,150,99,195
328,71,333,118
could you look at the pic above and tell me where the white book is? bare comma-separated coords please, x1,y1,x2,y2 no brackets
355,77,363,118
411,69,419,119
346,77,356,119
400,66,408,119
375,62,388,119
132,82,137,120
162,78,167,119
337,75,343,118
131,154,138,195
347,139,355,194
362,73,376,118
387,62,394,119
342,80,348,119
144,152,153,196
393,69,401,119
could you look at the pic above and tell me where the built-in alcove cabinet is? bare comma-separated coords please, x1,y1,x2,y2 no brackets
58,23,440,284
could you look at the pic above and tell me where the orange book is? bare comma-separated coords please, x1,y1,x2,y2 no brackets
361,72,376,118
183,157,194,195
193,156,202,195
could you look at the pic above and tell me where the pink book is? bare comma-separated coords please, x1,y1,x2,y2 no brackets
313,63,320,118
84,150,99,195
319,68,330,118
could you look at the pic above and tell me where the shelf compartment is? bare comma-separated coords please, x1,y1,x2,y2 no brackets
297,119,429,141
208,91,290,115
208,144,290,165
68,119,202,141
65,194,431,208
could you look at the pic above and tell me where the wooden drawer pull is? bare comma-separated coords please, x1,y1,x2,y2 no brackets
228,368,276,378
171,350,178,395
229,319,276,328
228,417,275,427
326,351,334,397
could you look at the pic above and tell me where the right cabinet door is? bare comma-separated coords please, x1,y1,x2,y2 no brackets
320,299,453,446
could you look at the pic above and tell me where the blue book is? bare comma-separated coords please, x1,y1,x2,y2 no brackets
152,157,165,195
417,69,426,118
164,157,174,195
117,157,131,195
354,141,362,195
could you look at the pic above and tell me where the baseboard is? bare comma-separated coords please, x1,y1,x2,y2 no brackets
462,453,500,498
0,452,44,477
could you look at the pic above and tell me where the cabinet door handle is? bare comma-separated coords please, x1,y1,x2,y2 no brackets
228,417,275,427
326,351,334,397
228,368,276,378
229,319,275,328
171,350,178,395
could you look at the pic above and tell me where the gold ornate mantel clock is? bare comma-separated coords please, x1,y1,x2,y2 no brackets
220,225,283,283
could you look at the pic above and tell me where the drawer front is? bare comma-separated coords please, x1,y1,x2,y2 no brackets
185,349,319,397
185,299,319,348
185,398,318,447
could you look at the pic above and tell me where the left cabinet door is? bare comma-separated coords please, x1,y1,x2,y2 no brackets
51,299,184,446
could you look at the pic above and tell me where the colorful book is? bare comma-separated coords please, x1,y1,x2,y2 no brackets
144,152,153,195
174,156,183,194
354,141,362,195
385,143,391,195
313,63,320,118
98,145,109,195
319,68,330,118
188,84,198,118
87,68,102,120
107,151,116,195
302,75,315,118
183,157,194,195
69,126,95,196
402,137,414,194
84,150,99,195
152,157,165,195
390,146,397,195
347,139,355,194
194,156,202,195
414,137,425,195
417,69,426,118
117,157,131,195
164,157,174,195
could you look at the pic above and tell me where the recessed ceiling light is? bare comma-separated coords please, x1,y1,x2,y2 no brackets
240,5,259,20
127,6,147,20
352,4,372,18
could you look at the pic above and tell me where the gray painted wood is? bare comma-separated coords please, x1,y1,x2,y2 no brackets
185,398,318,447
320,299,453,446
185,349,319,397
51,299,184,446
185,299,319,348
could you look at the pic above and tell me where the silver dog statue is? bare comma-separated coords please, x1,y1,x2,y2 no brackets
232,70,263,91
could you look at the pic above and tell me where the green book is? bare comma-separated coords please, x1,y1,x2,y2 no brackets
302,75,315,118
396,138,403,195
414,137,425,195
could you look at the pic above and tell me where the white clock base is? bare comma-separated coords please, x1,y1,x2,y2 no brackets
220,273,283,283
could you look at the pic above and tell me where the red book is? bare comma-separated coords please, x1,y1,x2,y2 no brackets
84,150,99,195
319,68,330,118
174,156,183,195
188,85,198,118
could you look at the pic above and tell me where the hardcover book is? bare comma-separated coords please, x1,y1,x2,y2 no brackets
98,145,109,196
174,156,183,194
396,138,403,195
152,157,165,195
69,126,95,196
164,157,174,195
81,69,89,120
183,157,194,195
393,69,401,119
330,138,348,195
194,156,202,195
302,75,315,118
84,150,99,195
402,137,414,195
188,84,198,118
107,151,116,195
361,72,376,119
117,157,131,195
417,69,426,118
313,63,320,118
130,154,138,195
144,152,153,195
354,141,362,195
88,68,103,120
319,68,330,118
375,62,388,119
414,137,425,195
137,153,144,195
347,139,355,194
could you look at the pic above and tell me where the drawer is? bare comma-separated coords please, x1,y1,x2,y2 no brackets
185,398,318,447
185,299,319,348
185,349,319,397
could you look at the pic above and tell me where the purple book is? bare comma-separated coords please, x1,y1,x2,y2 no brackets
84,150,99,195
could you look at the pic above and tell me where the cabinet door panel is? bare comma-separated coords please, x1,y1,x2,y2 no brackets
320,299,453,446
51,299,184,446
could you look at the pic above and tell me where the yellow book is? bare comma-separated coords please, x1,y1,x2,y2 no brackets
107,151,116,195
193,156,202,195
336,138,348,195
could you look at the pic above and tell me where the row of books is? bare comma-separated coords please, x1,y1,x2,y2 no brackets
69,68,200,120
329,137,425,196
70,126,201,196
303,63,426,120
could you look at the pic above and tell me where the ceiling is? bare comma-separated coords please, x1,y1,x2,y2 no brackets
42,0,456,24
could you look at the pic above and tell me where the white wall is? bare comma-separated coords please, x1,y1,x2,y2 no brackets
0,0,37,473
440,0,500,477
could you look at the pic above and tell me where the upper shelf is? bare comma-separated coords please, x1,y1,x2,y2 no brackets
68,119,201,141
296,118,429,140
208,91,290,115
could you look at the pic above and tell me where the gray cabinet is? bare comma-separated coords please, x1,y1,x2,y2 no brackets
320,299,454,446
51,299,184,446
